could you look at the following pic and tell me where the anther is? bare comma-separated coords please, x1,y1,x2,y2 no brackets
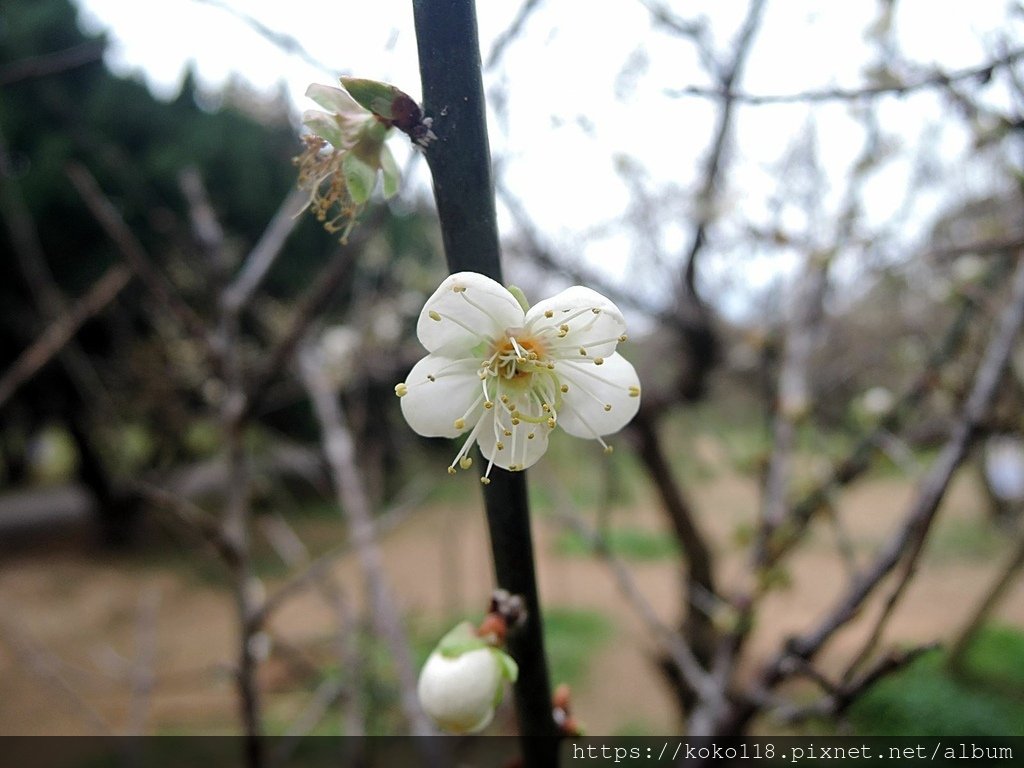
427,374,436,381
460,456,473,469
629,386,641,398
591,308,601,314
547,417,556,429
480,477,491,485
604,404,612,412
604,445,614,454
579,348,587,356
496,442,505,451
504,429,512,437
527,433,536,440
454,418,466,430
447,466,457,475
560,384,569,393
484,401,494,409
618,334,628,343
429,310,442,321
544,309,554,318
594,357,604,366
394,383,408,397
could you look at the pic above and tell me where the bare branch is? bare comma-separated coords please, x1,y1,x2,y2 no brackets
67,163,213,348
680,0,766,299
485,0,544,70
754,253,1024,711
667,46,1024,105
0,264,132,410
297,344,435,736
221,188,308,316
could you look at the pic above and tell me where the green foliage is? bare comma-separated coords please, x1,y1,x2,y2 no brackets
848,626,1024,736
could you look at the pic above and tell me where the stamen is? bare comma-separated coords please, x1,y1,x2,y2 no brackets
429,310,442,321
394,383,408,397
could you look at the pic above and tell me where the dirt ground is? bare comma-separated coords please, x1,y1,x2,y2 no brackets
1,449,1022,736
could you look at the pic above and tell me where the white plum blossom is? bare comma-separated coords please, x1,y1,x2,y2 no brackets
395,272,641,481
417,621,517,734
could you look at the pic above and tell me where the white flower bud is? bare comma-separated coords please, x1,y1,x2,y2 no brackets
416,621,518,734
418,647,503,734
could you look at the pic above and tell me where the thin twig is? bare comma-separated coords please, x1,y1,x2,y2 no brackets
666,46,1024,105
722,253,1024,736
67,163,213,348
298,344,434,736
0,264,132,410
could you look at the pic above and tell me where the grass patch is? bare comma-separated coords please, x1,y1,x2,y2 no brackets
848,625,1024,736
926,518,1004,563
544,608,615,689
554,526,679,562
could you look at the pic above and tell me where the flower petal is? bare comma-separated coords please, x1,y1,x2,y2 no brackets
305,83,363,115
556,353,641,438
400,354,483,438
527,286,627,359
379,143,401,199
302,109,346,149
476,404,551,472
342,152,377,205
417,272,525,356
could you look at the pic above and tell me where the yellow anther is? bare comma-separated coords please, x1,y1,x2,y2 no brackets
618,334,628,343
394,383,408,397
503,429,512,437
454,418,466,430
579,348,587,356
428,310,442,321
459,456,473,470
484,400,494,410
509,464,520,471
591,307,601,314
453,285,466,293
547,417,556,429
511,418,520,426
447,466,457,475
604,404,612,412
547,361,555,369
480,477,491,485
604,445,614,454
594,357,604,366
560,384,569,393
527,432,536,440
544,309,554,318
628,386,641,397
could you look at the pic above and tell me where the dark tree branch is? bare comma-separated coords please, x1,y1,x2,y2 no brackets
413,0,558,761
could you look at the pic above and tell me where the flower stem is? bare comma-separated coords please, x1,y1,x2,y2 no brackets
412,0,558,762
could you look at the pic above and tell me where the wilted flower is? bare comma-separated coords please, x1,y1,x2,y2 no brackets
417,621,517,734
294,78,405,241
394,272,641,482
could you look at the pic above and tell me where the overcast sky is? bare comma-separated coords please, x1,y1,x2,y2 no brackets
72,0,1022,317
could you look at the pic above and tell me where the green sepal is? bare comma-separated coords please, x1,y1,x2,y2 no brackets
491,647,518,684
507,285,530,313
341,77,404,120
437,621,488,658
342,152,376,205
